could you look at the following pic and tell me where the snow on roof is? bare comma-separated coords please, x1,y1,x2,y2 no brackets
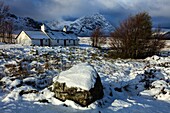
53,63,97,90
161,28,170,33
24,31,49,39
152,28,170,35
47,31,78,40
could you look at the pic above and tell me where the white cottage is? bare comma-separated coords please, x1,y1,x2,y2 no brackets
16,24,79,46
16,31,50,46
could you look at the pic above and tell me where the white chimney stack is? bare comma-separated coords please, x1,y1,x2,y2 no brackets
63,25,67,32
41,24,46,33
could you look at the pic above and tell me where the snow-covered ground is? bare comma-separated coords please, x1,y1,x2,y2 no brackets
0,42,170,113
78,37,110,48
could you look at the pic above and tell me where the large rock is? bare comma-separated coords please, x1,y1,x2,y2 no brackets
51,63,103,107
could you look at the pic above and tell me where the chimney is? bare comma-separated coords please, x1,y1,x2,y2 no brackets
41,24,46,33
63,25,67,32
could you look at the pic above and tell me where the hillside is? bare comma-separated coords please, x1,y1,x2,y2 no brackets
7,13,113,36
6,13,42,31
46,13,114,36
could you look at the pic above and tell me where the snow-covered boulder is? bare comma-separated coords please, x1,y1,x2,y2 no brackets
52,63,104,107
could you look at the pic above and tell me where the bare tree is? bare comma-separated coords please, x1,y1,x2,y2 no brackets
0,1,14,43
149,26,165,55
5,21,14,43
91,27,106,48
109,12,165,59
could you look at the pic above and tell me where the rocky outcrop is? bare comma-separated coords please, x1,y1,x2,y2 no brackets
51,63,104,107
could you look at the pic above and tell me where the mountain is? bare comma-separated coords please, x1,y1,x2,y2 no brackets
46,13,114,36
7,13,114,36
6,13,42,31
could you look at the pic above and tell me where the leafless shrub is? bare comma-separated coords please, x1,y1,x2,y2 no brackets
0,1,14,43
109,12,165,59
91,27,106,48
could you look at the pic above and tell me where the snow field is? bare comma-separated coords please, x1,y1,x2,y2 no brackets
0,44,170,113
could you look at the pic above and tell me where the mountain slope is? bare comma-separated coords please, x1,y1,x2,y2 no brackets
6,13,42,31
46,13,114,36
7,13,113,36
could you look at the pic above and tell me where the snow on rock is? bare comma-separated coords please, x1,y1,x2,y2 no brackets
150,55,160,61
53,63,97,90
111,99,132,108
5,60,17,66
140,88,162,97
136,64,170,101
9,79,22,89
1,77,13,89
154,71,166,80
22,88,54,102
2,86,36,103
151,80,168,88
23,77,36,85
36,73,53,89
156,88,170,101
140,79,170,100
40,88,54,99
21,61,32,73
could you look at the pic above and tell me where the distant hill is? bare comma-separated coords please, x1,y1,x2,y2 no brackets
7,13,113,36
46,13,114,36
6,13,42,31
7,13,170,37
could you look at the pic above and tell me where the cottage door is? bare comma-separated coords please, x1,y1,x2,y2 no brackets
73,40,75,46
48,39,51,46
64,40,66,46
40,39,43,46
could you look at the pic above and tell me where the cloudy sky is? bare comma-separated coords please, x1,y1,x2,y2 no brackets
4,0,170,27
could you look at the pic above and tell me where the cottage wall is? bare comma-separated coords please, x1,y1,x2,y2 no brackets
44,39,50,46
74,40,79,45
32,39,50,46
50,40,63,46
51,39,79,46
68,40,79,46
32,40,41,46
16,31,32,45
66,40,73,46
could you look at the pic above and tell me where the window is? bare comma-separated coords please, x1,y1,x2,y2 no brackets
57,40,59,43
69,40,70,43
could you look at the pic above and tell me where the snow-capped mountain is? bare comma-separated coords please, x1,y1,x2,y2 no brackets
46,13,114,36
7,13,113,36
6,13,42,31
